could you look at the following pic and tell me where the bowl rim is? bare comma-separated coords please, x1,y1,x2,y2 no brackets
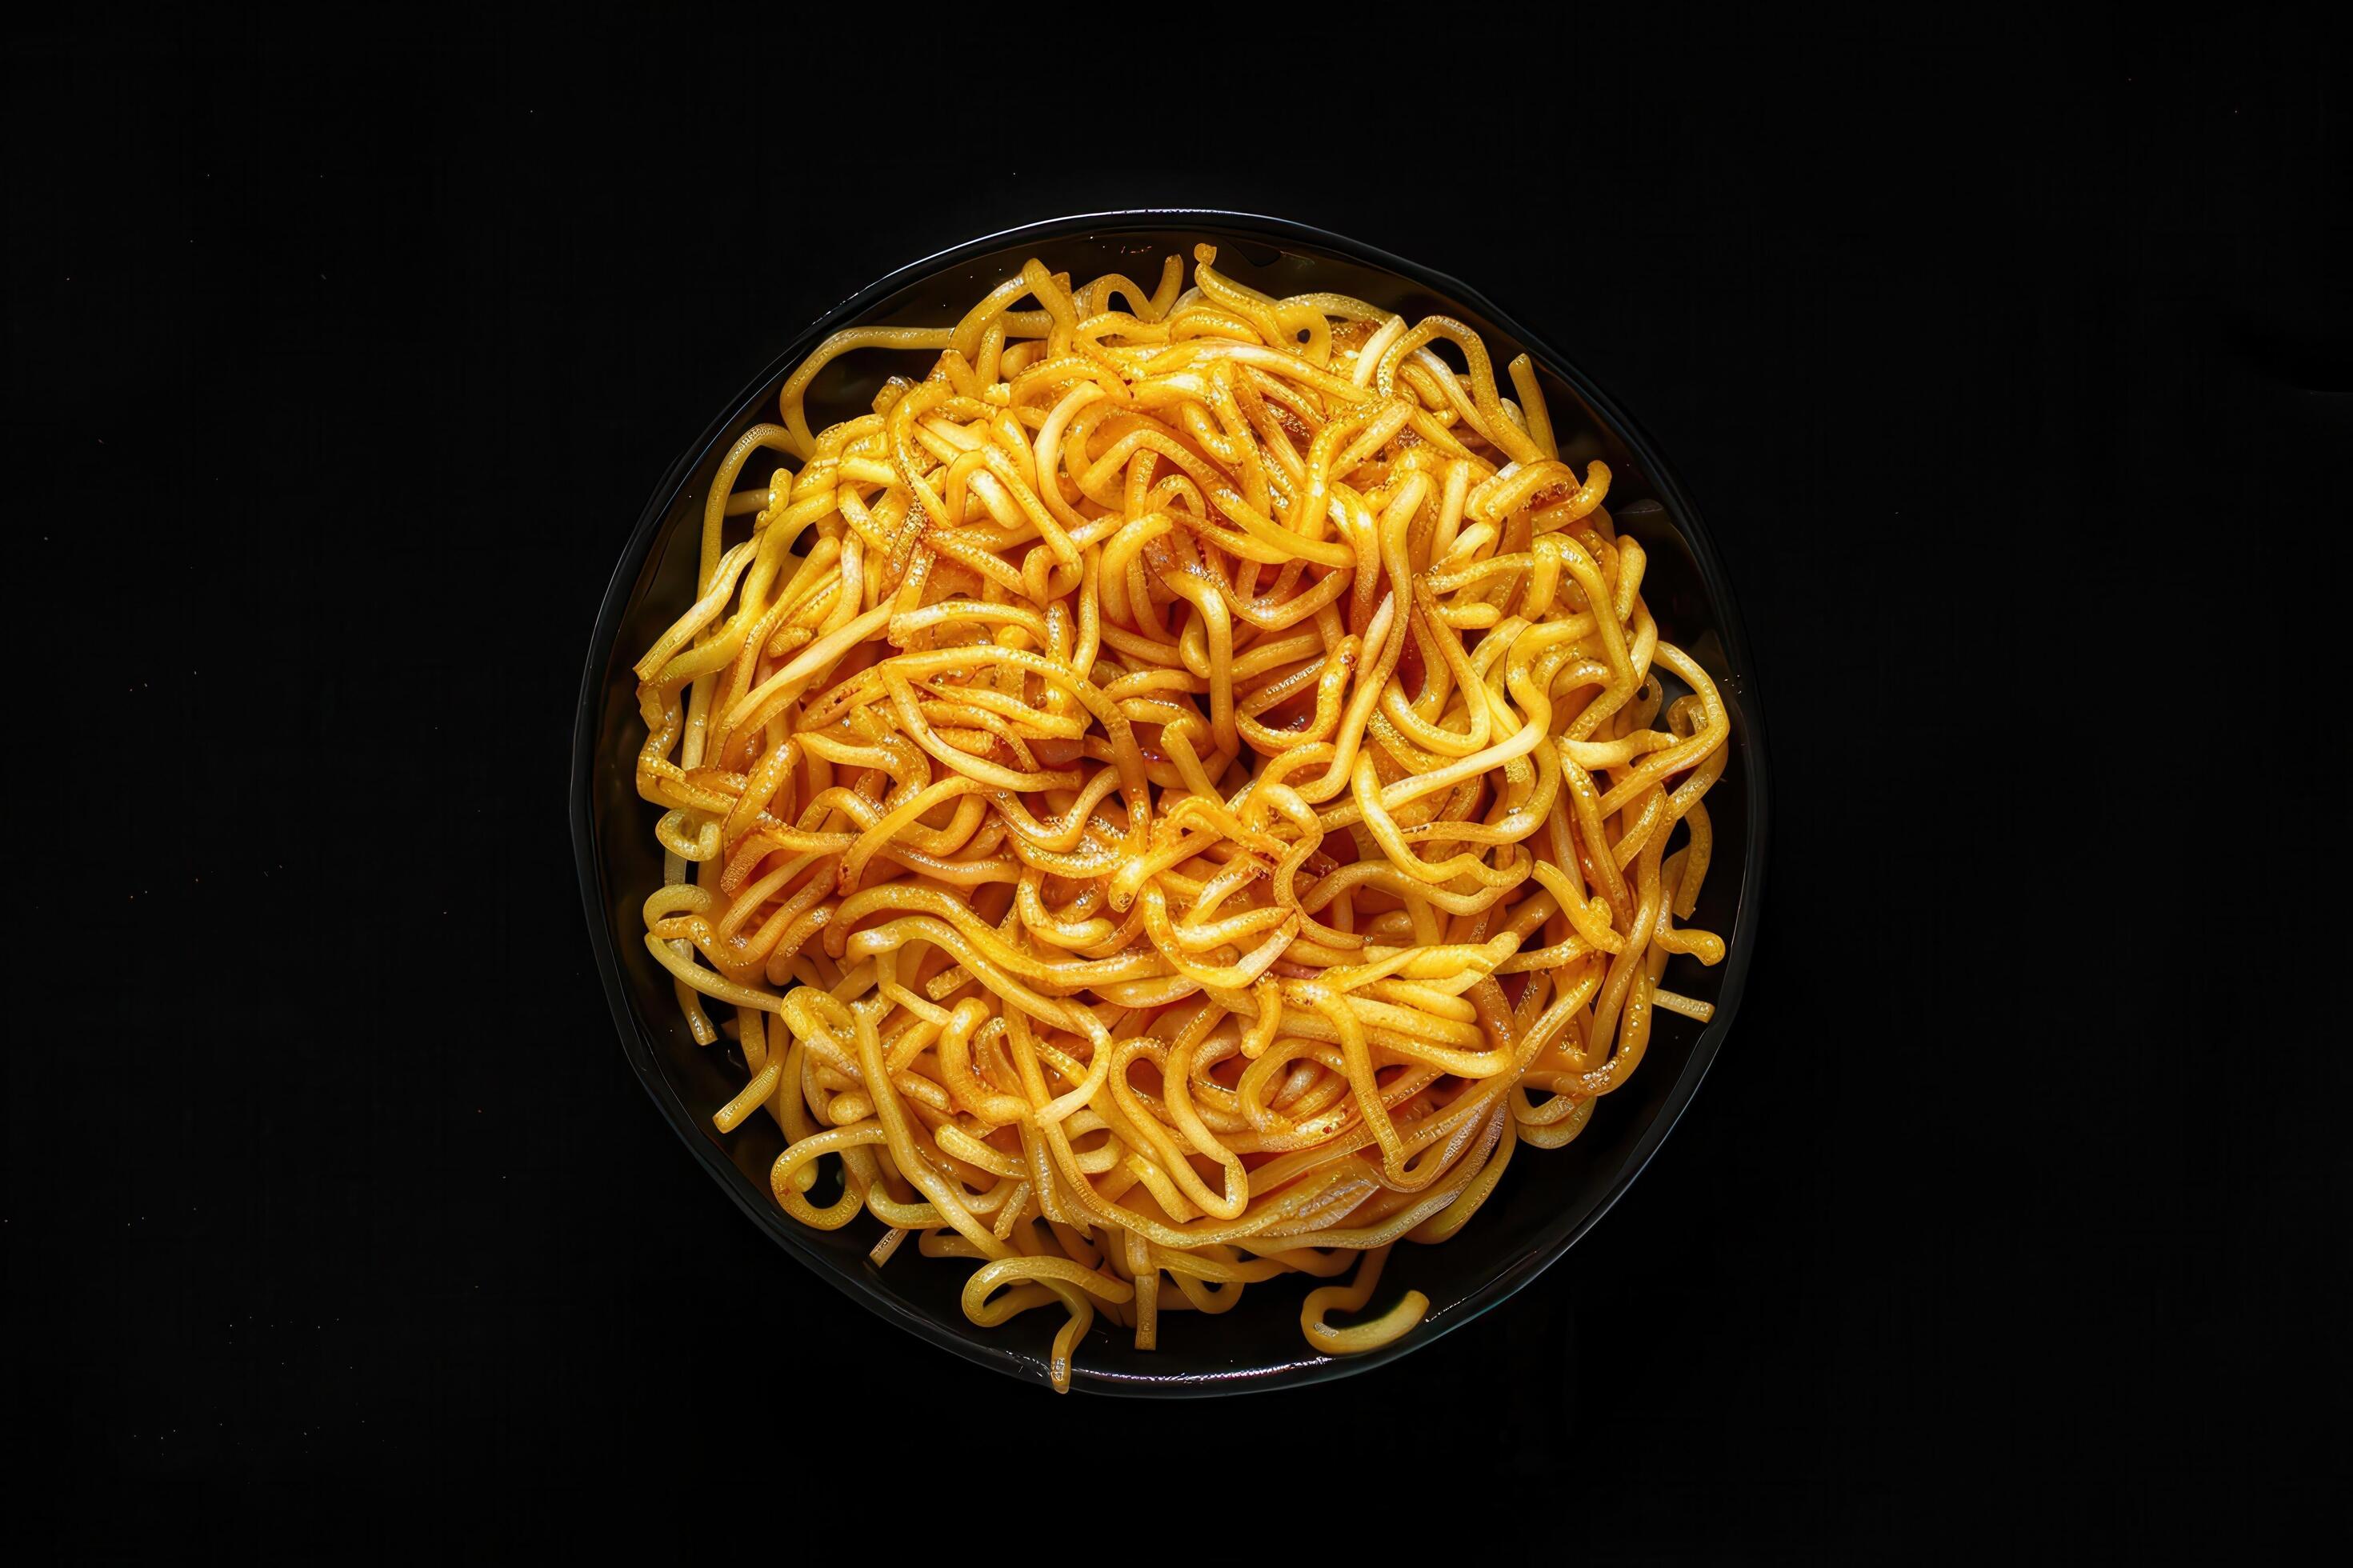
569,208,1771,1396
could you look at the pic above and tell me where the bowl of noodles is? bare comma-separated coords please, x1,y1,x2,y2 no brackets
570,211,1767,1394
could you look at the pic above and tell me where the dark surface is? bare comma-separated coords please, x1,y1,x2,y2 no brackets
575,214,1767,1394
8,7,2344,1558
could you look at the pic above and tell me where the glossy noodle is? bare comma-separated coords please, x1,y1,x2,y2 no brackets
630,246,1729,1390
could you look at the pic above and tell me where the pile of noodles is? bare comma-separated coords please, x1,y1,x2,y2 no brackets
631,246,1728,1390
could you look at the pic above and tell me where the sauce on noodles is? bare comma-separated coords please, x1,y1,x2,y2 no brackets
630,246,1728,1390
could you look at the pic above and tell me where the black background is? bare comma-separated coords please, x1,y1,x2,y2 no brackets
8,8,2345,1558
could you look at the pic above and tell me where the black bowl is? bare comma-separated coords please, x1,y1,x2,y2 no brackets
570,210,1769,1395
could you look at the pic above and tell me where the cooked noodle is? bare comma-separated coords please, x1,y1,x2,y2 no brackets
630,245,1729,1390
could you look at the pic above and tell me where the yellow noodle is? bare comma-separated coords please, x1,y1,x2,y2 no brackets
628,246,1732,1390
